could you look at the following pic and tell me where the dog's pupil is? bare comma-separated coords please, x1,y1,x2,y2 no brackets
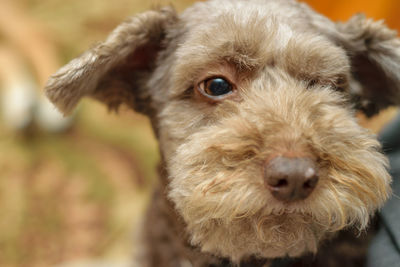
207,78,232,96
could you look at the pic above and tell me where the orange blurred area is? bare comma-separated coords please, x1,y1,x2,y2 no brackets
0,0,398,266
305,0,400,30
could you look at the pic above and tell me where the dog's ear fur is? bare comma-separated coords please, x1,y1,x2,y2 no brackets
45,7,177,115
333,14,400,116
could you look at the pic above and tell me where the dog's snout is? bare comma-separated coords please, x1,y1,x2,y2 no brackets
264,156,319,202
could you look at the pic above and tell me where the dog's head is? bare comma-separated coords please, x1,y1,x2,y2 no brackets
46,0,397,262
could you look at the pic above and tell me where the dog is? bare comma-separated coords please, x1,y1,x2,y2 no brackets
45,0,399,266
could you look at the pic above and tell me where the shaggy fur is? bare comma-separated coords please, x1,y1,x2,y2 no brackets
45,0,399,266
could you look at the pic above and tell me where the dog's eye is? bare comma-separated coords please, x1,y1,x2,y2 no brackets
198,77,233,99
205,78,232,96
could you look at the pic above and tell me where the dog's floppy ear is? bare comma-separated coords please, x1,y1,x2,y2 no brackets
334,14,400,116
45,7,177,115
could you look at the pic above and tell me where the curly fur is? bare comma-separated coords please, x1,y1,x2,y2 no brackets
45,0,398,266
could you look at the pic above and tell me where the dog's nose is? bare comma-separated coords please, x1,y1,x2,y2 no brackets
264,156,319,202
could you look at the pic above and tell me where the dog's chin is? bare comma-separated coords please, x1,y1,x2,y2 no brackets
188,212,324,262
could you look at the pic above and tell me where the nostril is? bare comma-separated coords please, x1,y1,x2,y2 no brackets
303,180,312,189
276,178,288,187
303,176,318,190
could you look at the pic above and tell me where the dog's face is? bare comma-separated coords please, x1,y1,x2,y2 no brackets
46,0,397,262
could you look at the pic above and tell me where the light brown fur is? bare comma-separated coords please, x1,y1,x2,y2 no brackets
45,0,399,266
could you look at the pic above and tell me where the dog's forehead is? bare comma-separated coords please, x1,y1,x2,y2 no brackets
180,0,306,28
168,0,349,96
179,0,306,52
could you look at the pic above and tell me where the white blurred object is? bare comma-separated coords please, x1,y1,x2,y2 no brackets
1,80,36,130
0,45,71,132
0,0,72,133
0,45,35,130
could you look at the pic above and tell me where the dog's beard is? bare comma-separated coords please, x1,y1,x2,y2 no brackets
168,160,388,262
168,148,389,261
169,182,367,262
186,210,325,261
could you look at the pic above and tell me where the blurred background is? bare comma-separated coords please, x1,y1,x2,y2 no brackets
0,0,398,266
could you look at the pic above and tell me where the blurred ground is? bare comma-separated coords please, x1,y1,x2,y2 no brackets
0,104,158,267
0,0,398,266
0,1,196,266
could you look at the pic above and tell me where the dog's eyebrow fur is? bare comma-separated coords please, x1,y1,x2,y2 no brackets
169,13,281,97
170,13,350,99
